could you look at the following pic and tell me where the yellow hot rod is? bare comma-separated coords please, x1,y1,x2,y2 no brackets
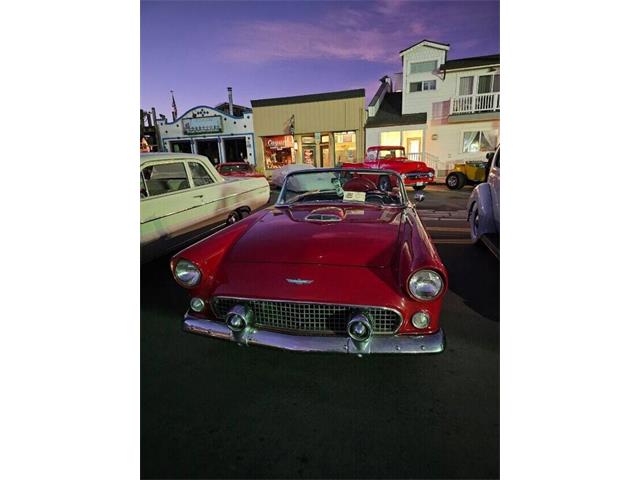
445,153,494,190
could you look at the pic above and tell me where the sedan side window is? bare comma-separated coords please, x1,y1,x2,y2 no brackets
188,162,214,187
142,162,190,197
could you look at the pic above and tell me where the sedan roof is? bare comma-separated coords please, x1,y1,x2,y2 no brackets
140,152,209,166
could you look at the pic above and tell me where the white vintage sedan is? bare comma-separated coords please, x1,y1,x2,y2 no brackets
140,153,270,262
467,145,500,246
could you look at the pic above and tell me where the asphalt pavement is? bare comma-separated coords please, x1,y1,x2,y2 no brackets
141,183,499,479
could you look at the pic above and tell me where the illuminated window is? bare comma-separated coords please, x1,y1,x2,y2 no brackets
380,131,401,145
462,131,498,153
334,131,356,163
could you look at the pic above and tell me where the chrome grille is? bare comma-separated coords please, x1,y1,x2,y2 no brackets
211,297,401,335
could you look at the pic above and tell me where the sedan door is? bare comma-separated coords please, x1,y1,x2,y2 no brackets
186,160,231,228
140,160,199,248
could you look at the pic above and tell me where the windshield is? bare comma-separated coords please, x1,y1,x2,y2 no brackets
219,163,253,173
376,149,405,160
277,169,407,207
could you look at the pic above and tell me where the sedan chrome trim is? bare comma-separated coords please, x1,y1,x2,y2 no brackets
183,314,445,354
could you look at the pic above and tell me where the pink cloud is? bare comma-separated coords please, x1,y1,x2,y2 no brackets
220,1,448,66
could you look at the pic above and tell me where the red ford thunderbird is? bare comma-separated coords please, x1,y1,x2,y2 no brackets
170,168,447,354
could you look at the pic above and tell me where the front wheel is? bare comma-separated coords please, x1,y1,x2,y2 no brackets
446,172,466,190
469,202,481,244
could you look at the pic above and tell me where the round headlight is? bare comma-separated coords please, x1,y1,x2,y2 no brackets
411,311,430,329
408,270,443,300
174,259,201,287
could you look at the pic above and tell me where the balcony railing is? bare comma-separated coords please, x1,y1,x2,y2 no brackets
450,92,500,115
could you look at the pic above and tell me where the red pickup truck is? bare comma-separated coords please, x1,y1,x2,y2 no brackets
341,146,435,190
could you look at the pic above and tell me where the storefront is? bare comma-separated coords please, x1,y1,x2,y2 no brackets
262,135,294,169
156,104,256,168
251,89,365,175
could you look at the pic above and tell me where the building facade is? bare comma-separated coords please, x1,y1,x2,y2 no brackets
366,39,500,178
156,102,256,168
251,89,366,175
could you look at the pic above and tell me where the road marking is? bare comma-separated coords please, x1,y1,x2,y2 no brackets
426,226,470,232
432,238,475,245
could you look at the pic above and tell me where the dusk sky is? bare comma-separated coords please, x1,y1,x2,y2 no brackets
141,0,499,117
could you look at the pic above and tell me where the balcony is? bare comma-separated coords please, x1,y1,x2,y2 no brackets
450,92,500,115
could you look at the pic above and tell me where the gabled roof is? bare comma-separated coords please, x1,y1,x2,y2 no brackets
365,92,427,128
251,89,365,108
440,54,500,71
400,39,450,56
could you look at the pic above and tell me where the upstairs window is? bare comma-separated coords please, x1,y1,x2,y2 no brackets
409,80,437,92
459,76,474,96
478,74,500,94
410,60,437,74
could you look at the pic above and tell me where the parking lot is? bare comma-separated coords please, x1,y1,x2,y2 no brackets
141,184,499,479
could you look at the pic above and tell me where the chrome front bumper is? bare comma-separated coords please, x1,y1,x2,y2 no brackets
183,314,445,354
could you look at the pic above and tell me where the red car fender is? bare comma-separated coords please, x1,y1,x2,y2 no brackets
170,211,268,300
393,209,448,333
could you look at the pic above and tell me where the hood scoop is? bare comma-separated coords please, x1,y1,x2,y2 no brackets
304,207,345,223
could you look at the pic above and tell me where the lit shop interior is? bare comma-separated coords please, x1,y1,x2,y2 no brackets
261,131,357,170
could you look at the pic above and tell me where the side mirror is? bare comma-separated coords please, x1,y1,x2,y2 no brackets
414,192,425,203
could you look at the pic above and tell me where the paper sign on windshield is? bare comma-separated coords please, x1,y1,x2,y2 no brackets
343,191,366,202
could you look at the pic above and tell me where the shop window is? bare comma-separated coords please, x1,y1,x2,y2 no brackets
188,162,214,187
334,131,356,164
141,162,190,197
224,137,247,162
264,135,294,169
170,141,192,153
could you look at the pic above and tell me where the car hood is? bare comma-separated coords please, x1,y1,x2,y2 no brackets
227,205,403,267
386,159,432,173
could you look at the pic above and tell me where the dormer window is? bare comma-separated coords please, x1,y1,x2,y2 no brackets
410,80,437,92
410,60,437,74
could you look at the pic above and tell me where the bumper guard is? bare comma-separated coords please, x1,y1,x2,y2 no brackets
183,314,445,354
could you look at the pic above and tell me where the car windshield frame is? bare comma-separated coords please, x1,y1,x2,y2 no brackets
276,168,409,207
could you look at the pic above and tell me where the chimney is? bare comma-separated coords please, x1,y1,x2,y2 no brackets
227,87,234,116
